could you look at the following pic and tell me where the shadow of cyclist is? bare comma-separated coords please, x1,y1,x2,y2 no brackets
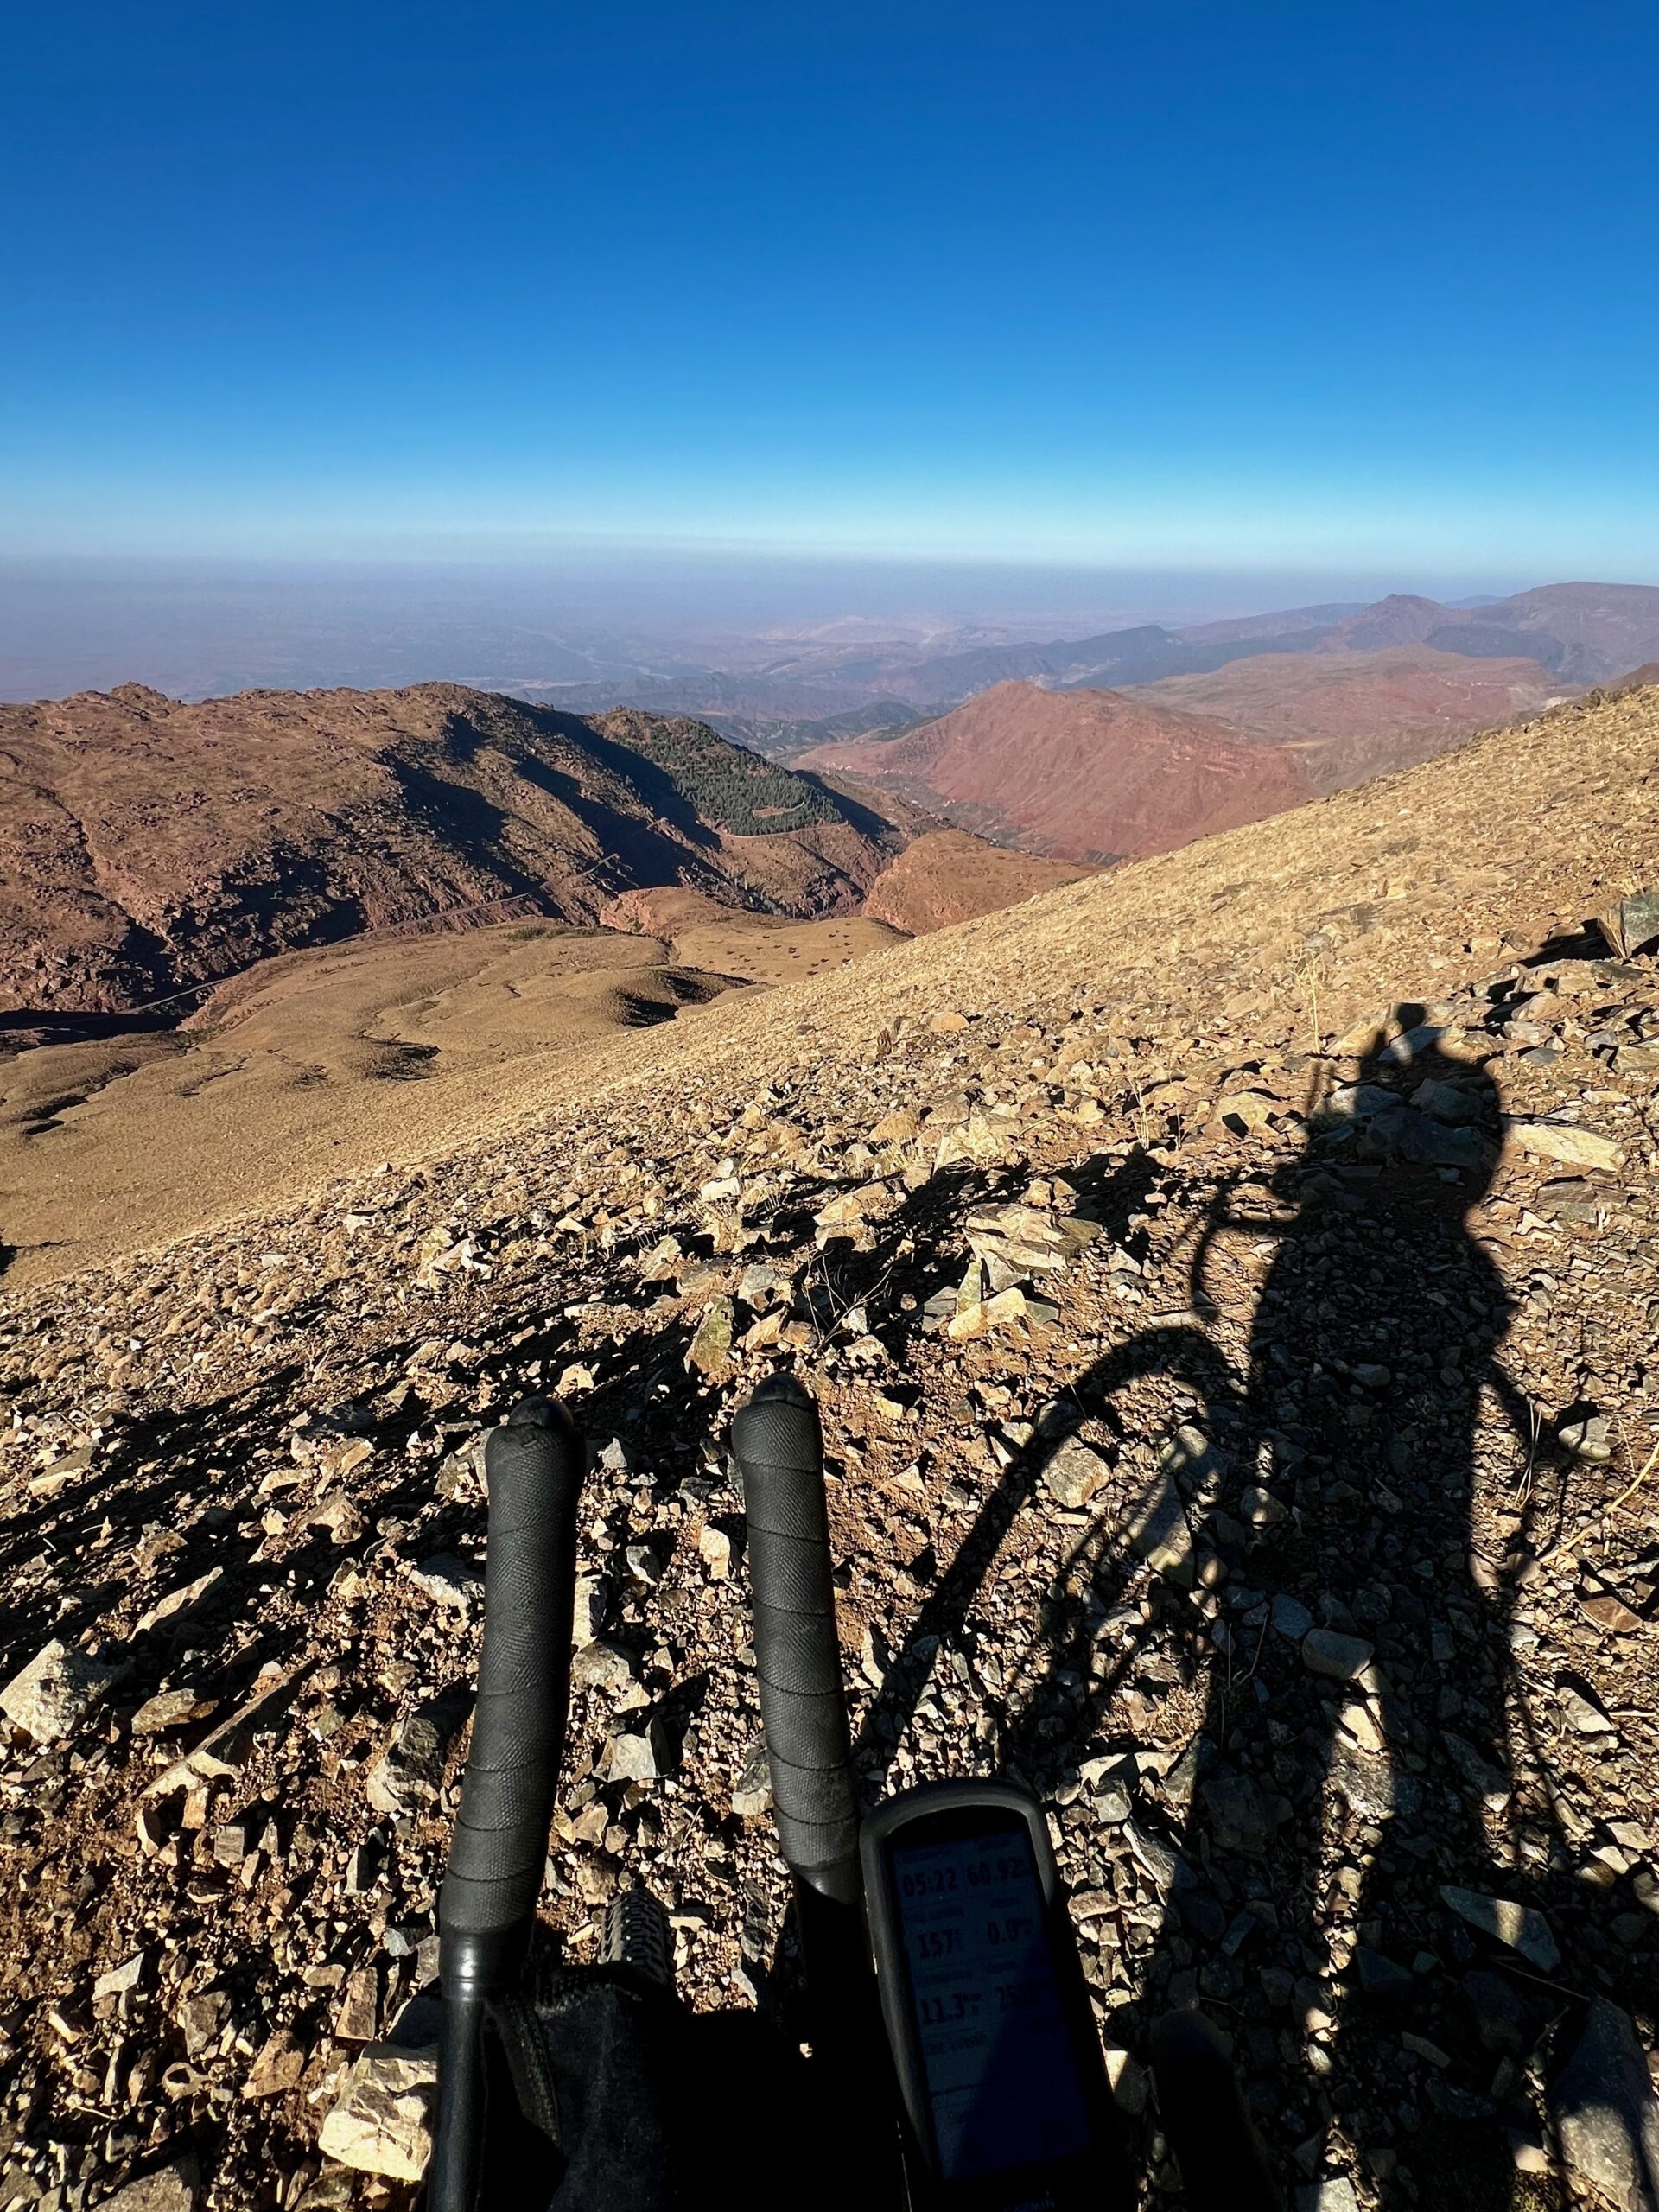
952,1007,1617,2209
1122,1014,1561,2209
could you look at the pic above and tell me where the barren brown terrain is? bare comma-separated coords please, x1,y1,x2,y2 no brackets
0,685,1656,2212
800,681,1317,861
0,896,915,1287
0,684,906,1014
595,885,906,981
0,926,736,1286
860,828,1095,931
1126,645,1568,792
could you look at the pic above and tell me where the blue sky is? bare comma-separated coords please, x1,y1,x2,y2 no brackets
4,1,1657,577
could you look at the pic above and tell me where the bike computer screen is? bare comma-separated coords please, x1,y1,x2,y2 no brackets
863,1782,1119,2208
891,1821,1091,2178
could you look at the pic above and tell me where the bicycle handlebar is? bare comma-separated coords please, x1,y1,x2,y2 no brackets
433,1395,583,2212
439,1394,584,1976
730,1375,860,1904
426,1383,1274,2212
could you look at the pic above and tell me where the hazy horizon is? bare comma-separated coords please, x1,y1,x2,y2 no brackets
0,550,1559,703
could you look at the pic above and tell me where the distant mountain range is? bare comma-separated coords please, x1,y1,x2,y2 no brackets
9,582,1656,1013
843,582,1659,708
739,583,1658,861
799,637,1573,864
499,582,1659,770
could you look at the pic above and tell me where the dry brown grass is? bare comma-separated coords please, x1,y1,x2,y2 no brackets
0,828,933,1283
0,893,917,1285
0,924,732,1282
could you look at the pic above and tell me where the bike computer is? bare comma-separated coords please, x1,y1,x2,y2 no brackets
861,1781,1126,2212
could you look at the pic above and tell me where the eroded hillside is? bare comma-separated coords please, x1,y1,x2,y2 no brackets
799,681,1317,861
0,684,902,1014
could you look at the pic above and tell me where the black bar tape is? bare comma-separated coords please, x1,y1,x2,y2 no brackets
731,1376,860,1898
438,1396,584,1980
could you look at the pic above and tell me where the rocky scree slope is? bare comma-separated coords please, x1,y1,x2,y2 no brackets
1,689,1658,2212
0,684,902,1014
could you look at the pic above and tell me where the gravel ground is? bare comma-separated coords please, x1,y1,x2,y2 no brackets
1,687,1656,2212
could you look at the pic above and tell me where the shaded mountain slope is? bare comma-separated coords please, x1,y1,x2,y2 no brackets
0,683,904,1013
705,698,937,761
1450,581,1659,680
1174,600,1367,643
881,620,1332,707
1313,594,1454,652
1302,586,1659,678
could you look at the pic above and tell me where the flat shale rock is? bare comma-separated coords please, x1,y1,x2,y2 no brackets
1549,1998,1659,2212
1440,1886,1561,1972
1300,1629,1374,1681
1124,1468,1194,1585
94,2164,200,2212
318,2044,439,2181
0,1639,123,1743
364,1691,469,1816
1042,1436,1110,1509
1295,2181,1360,2212
241,2029,307,2101
1507,1118,1624,1170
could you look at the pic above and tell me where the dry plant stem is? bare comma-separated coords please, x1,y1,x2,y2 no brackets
1538,1441,1659,1565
